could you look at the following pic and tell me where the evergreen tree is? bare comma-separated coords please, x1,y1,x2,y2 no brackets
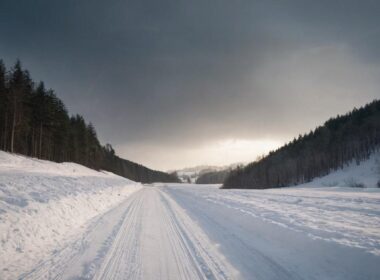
8,60,33,154
0,60,8,151
0,59,180,183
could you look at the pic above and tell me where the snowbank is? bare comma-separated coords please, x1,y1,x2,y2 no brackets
0,151,141,278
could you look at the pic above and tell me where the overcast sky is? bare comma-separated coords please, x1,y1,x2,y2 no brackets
1,0,379,170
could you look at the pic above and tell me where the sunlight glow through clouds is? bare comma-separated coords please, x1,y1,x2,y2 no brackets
204,138,284,165
117,138,284,171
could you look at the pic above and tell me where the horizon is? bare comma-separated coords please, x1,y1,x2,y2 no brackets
1,1,379,171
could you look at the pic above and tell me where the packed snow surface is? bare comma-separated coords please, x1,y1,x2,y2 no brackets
1,151,380,279
168,184,380,279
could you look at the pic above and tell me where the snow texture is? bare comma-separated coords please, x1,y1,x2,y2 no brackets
1,151,380,279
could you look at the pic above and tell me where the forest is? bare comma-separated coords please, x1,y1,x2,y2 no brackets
0,59,179,183
223,100,380,189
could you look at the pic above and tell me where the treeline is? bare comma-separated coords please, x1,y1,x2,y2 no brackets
196,169,231,184
0,59,179,183
223,100,380,189
102,144,180,183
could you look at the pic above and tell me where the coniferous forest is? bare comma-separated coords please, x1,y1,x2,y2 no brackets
223,100,380,189
0,59,179,183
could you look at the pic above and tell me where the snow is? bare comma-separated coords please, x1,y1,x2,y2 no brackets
162,154,380,279
1,151,380,279
299,151,380,189
0,151,141,279
94,188,236,280
164,182,380,279
17,187,236,280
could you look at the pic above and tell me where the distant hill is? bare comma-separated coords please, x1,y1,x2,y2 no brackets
223,100,380,189
172,163,242,183
171,165,223,183
0,59,179,183
196,169,232,184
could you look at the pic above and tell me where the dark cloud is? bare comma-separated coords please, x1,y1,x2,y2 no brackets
1,0,379,169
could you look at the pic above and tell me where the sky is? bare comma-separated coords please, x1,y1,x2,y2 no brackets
0,0,379,171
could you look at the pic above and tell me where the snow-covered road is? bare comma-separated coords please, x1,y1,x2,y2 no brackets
21,187,236,280
18,184,380,280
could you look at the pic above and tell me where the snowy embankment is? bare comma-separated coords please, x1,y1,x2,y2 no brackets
0,151,141,278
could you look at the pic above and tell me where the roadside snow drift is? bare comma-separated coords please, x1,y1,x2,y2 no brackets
0,151,141,279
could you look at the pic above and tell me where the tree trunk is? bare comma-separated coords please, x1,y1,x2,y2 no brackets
3,111,7,151
10,105,16,153
39,122,43,158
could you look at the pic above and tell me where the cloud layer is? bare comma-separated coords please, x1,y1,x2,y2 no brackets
1,0,379,170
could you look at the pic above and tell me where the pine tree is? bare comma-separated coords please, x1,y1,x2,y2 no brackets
0,60,8,151
8,60,33,153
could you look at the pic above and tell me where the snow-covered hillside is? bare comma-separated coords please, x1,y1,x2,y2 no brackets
173,163,242,183
0,151,141,279
171,165,221,183
299,151,380,188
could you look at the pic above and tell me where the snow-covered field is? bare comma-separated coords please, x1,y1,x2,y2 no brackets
167,184,380,279
164,154,380,279
1,151,380,279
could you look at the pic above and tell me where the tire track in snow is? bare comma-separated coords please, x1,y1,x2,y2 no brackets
158,190,236,280
20,187,236,280
93,189,144,280
94,187,236,280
